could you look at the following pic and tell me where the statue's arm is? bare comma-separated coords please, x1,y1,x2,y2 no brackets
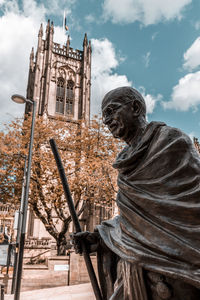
71,230,106,254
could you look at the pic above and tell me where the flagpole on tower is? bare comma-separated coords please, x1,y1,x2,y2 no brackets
63,11,65,44
64,14,69,31
63,10,69,45
63,11,65,33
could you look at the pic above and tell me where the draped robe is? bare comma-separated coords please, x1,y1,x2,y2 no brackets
97,121,200,299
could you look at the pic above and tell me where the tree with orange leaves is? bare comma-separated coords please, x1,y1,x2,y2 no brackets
0,115,121,255
194,137,200,154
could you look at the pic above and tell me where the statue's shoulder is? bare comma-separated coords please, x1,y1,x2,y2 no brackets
146,122,196,157
160,124,191,143
149,121,185,137
158,124,197,157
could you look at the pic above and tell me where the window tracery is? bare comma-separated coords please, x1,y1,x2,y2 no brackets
66,80,74,115
56,78,74,116
56,77,65,114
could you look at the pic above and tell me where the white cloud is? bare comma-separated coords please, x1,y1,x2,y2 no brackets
194,21,200,30
92,39,119,74
183,37,200,71
44,0,76,16
151,32,158,40
85,14,95,23
143,93,161,114
54,26,68,45
164,36,200,111
139,87,161,114
91,38,158,116
44,0,81,32
0,0,46,127
163,71,200,111
143,51,151,68
188,132,195,141
102,0,191,26
0,0,70,128
91,38,132,116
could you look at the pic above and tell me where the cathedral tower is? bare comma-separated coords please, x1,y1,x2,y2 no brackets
26,20,91,122
25,20,92,239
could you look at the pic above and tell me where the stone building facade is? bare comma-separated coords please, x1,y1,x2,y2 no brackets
26,20,91,122
25,20,92,241
0,20,112,249
0,204,15,242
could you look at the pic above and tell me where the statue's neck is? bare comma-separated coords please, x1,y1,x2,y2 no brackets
126,121,148,147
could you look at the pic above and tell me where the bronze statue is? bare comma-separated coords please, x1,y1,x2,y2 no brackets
72,87,200,300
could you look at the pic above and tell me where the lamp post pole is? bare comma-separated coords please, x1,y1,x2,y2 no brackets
11,156,27,294
11,95,36,300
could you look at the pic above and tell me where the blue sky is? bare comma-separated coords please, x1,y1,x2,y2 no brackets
0,0,200,140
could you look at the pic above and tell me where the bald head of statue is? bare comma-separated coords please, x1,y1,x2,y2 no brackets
101,87,148,145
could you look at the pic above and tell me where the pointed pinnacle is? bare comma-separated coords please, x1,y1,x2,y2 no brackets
30,47,34,59
38,23,43,37
50,21,54,33
83,33,88,46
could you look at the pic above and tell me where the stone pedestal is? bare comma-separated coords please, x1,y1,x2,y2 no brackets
47,255,70,286
69,252,97,285
0,254,98,293
48,255,69,270
21,256,70,291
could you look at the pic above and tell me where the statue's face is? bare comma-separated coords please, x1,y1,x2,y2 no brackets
102,97,135,141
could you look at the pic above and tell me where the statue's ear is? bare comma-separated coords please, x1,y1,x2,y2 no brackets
132,100,142,116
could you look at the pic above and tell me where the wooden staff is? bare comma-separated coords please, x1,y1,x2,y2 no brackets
49,139,103,300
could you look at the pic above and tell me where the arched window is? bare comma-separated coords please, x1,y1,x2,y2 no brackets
66,80,74,100
55,78,74,116
56,77,65,114
66,100,73,115
66,80,74,115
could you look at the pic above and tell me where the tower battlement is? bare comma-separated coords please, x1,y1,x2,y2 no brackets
53,43,83,60
26,20,91,122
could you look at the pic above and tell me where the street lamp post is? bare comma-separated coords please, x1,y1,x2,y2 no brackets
11,156,27,294
11,95,36,300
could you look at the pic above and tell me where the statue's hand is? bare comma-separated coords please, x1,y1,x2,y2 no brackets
71,231,100,254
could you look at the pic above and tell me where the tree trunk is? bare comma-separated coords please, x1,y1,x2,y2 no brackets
57,235,67,256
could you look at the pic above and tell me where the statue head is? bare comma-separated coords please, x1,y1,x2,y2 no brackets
102,86,147,144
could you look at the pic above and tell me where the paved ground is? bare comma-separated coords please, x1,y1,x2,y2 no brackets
5,283,95,300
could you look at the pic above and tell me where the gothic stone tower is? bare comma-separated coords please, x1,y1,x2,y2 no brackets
26,20,91,122
25,20,91,239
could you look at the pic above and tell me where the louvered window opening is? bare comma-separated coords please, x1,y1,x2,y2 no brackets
56,78,74,116
56,78,65,114
66,80,74,114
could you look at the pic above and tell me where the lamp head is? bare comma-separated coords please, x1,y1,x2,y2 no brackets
11,94,27,104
